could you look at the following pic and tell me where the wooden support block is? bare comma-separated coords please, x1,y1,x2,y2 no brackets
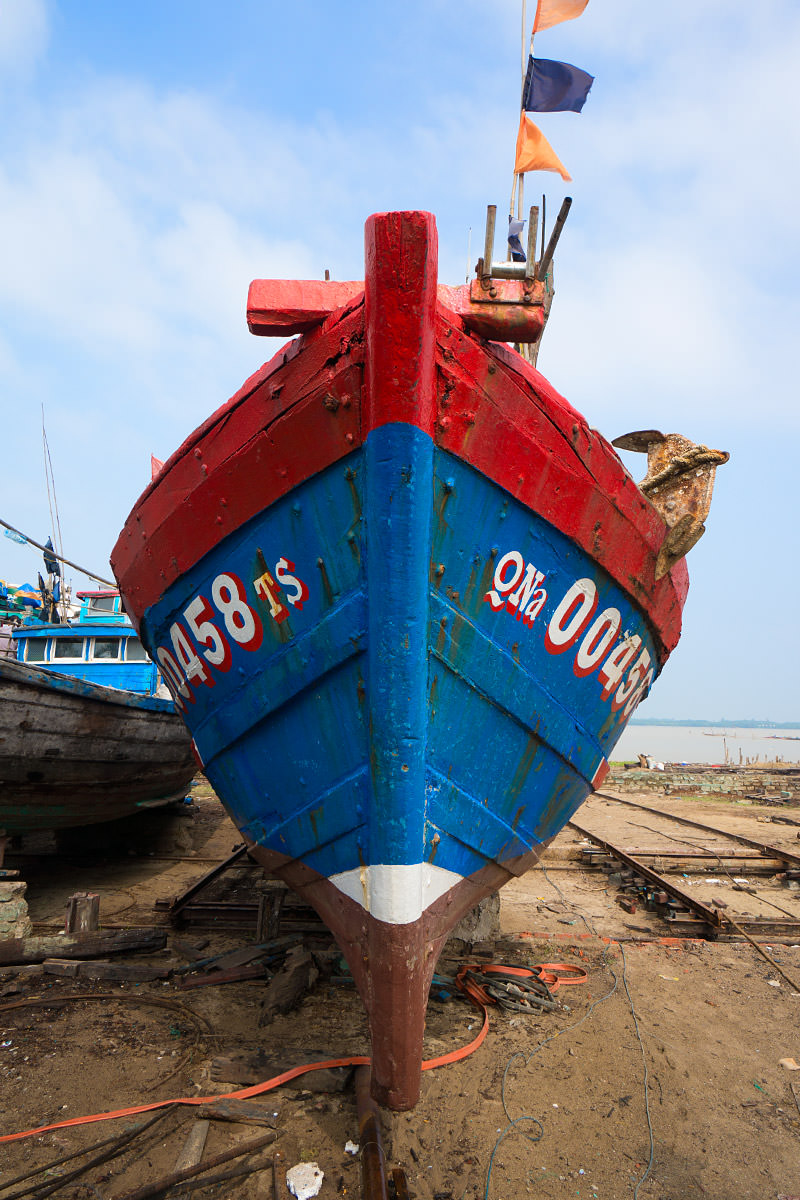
65,892,100,933
256,887,284,942
43,958,81,977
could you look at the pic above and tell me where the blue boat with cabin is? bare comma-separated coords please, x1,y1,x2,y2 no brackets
12,589,165,696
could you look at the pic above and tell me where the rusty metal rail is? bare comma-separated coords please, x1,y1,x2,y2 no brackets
595,792,800,869
568,818,722,933
570,816,800,939
162,843,249,918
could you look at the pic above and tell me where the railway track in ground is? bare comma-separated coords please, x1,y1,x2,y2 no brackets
569,791,800,941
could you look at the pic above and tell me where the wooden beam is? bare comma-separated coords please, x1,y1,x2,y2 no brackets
0,927,166,965
246,278,549,344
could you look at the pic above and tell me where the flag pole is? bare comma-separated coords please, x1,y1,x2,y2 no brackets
518,0,526,222
512,0,531,230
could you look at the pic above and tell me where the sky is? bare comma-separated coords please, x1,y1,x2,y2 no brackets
0,0,797,722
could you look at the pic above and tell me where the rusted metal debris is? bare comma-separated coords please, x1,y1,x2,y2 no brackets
391,1167,411,1200
273,1151,291,1200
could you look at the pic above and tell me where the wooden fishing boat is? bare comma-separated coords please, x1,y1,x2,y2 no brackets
0,656,196,835
13,588,168,696
112,209,726,1108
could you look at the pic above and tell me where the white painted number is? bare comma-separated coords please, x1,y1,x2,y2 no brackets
212,573,263,649
185,595,231,670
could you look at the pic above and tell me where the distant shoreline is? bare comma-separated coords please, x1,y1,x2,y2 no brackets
629,719,800,729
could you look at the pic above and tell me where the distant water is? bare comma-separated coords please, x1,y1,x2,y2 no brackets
612,725,800,766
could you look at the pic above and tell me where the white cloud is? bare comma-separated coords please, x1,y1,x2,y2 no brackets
0,0,48,77
0,0,798,723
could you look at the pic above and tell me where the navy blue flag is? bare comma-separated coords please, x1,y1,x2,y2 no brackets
43,536,61,577
523,55,594,113
508,216,526,262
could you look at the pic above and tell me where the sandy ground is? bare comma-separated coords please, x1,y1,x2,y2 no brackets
2,783,800,1200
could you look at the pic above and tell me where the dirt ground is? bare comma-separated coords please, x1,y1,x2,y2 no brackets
2,782,800,1200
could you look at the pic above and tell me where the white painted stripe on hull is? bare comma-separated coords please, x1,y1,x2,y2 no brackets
328,863,464,925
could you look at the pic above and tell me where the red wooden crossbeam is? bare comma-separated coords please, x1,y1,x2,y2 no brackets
247,278,549,343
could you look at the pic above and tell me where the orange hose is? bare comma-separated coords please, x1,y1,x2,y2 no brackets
535,963,588,989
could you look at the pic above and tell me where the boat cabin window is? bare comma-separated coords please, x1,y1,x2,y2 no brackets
52,638,86,660
125,638,148,662
92,637,122,660
24,640,47,662
87,595,117,614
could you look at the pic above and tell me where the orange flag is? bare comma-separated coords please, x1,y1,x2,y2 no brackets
514,113,572,181
533,0,589,32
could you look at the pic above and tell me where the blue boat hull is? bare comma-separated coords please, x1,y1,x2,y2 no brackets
113,211,689,1107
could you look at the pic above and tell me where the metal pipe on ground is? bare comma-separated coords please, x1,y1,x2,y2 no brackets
108,1129,276,1200
355,1066,389,1200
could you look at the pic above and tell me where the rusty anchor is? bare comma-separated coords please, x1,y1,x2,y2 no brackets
612,430,729,580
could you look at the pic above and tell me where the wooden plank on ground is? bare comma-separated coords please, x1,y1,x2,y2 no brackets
174,1120,210,1172
197,1100,279,1127
0,928,166,965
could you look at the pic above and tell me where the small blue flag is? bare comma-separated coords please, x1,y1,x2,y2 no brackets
508,216,526,263
523,55,594,114
3,527,28,545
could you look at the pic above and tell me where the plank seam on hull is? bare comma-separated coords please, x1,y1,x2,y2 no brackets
237,763,369,856
424,763,540,861
428,629,607,785
189,601,368,762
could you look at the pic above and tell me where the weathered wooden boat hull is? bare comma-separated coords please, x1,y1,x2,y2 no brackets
112,211,688,1108
0,658,196,834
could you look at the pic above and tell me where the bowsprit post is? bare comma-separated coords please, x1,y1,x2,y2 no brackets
111,209,727,1109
